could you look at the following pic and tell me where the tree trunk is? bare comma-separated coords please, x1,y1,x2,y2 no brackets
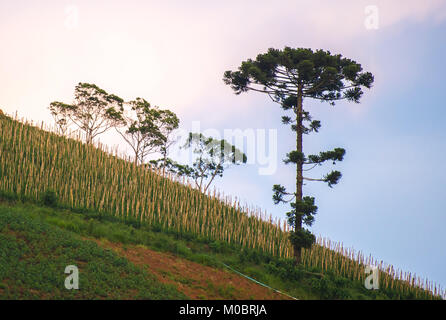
134,141,140,166
162,148,167,177
294,84,304,264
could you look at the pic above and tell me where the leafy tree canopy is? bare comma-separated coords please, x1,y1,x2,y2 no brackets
224,47,373,106
49,83,124,144
162,133,247,193
118,98,179,166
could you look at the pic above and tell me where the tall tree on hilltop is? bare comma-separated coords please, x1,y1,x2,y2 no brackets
224,47,374,264
49,83,124,144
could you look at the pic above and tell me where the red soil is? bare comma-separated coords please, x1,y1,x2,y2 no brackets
93,239,290,300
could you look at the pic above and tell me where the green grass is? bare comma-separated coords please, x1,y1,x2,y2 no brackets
0,198,436,300
0,201,186,300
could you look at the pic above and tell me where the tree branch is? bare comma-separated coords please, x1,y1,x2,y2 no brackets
303,177,325,182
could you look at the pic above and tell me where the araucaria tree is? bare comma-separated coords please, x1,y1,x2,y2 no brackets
49,83,124,144
117,98,179,166
224,47,374,264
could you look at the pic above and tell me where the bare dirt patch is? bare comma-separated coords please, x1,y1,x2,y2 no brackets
92,239,290,300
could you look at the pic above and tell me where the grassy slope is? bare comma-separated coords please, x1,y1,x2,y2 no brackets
0,201,186,299
0,199,424,300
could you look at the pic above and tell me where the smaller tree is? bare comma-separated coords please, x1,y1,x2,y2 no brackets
149,157,194,177
179,133,247,193
117,98,162,165
117,98,179,166
49,83,124,144
153,107,180,171
49,101,71,135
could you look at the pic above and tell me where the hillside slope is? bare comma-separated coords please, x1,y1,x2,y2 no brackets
0,203,186,299
0,201,288,299
1,200,440,300
0,114,443,299
92,239,287,300
0,113,290,257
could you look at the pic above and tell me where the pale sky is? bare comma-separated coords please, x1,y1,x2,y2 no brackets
1,0,446,291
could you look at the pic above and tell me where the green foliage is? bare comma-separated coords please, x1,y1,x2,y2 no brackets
238,248,272,265
289,228,316,249
42,190,57,207
0,205,186,299
149,158,194,177
283,150,305,165
310,276,351,299
272,184,289,204
223,47,374,103
49,82,124,144
117,97,179,165
307,148,346,165
209,240,232,254
179,132,247,192
289,196,318,227
323,170,343,188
